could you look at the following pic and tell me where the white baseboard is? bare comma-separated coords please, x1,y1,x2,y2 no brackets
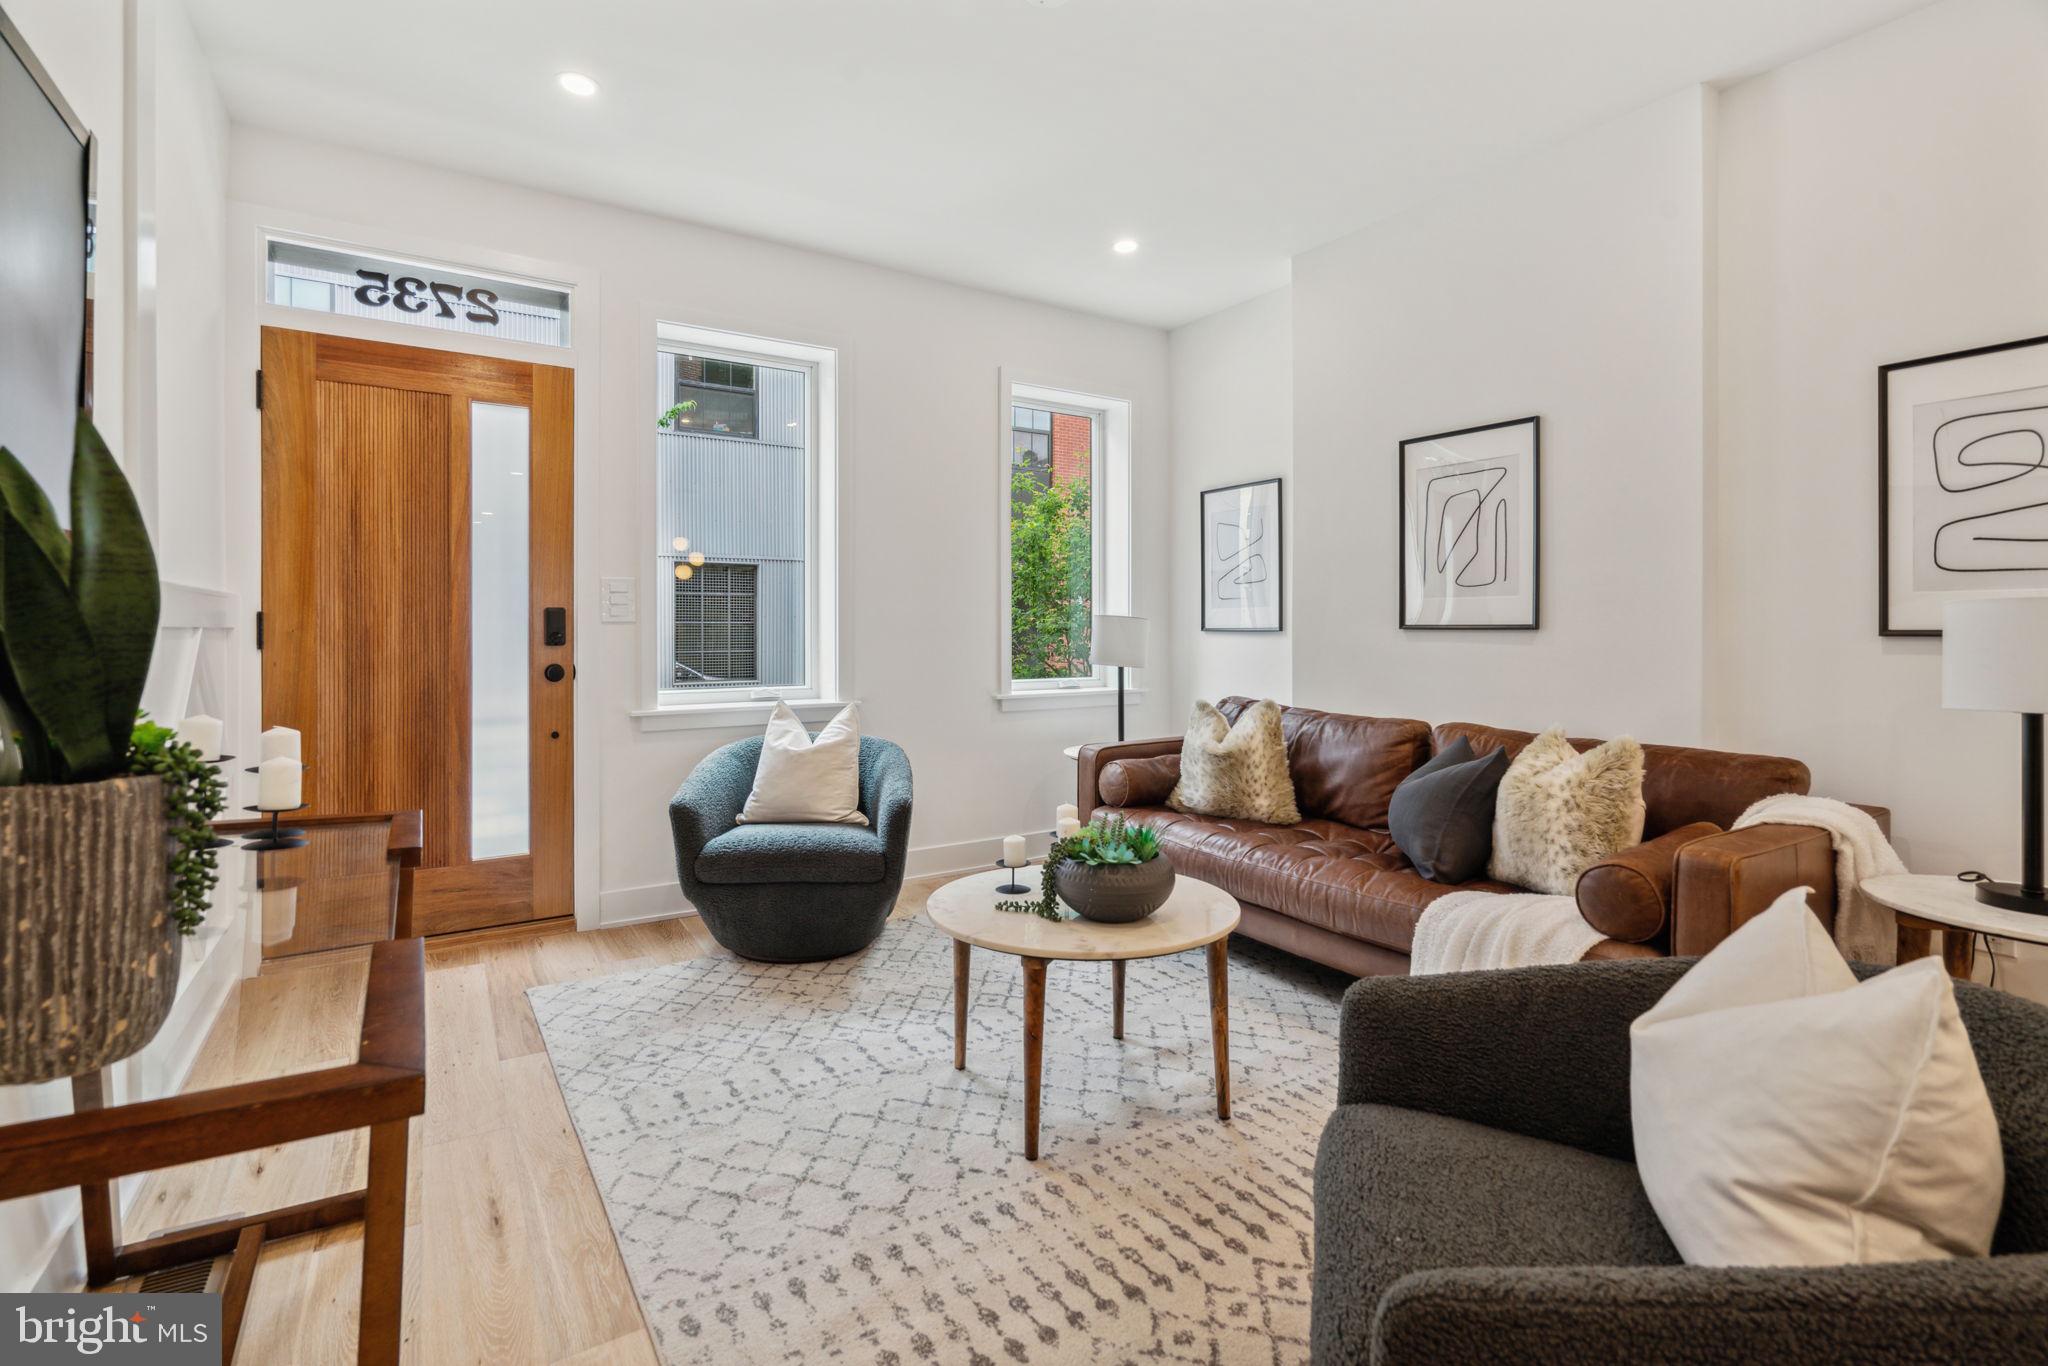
594,831,1056,930
904,831,1053,880
597,882,695,927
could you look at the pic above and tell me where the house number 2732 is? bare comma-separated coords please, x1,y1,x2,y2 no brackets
353,270,501,325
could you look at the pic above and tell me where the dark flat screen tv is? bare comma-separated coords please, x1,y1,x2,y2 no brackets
0,3,92,511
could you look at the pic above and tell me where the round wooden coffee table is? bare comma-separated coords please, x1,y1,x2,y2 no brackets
926,866,1240,1160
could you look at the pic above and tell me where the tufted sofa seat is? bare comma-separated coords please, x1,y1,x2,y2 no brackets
1079,698,1888,978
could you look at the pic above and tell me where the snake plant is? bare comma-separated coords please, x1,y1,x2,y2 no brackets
0,413,161,784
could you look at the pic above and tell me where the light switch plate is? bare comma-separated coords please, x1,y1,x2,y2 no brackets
600,576,636,624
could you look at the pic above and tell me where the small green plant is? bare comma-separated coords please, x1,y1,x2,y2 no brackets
0,414,161,784
658,399,699,430
128,717,227,935
996,813,1160,920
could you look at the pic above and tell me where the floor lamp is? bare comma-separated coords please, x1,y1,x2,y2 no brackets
1092,614,1148,742
1944,596,2048,914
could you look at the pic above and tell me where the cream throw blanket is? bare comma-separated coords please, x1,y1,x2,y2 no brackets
1732,793,1906,965
1410,889,1606,975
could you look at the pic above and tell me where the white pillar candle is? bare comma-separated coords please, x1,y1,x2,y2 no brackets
176,714,223,759
257,756,303,812
1055,803,1079,824
1002,834,1027,869
259,726,302,762
261,885,297,947
1056,816,1081,840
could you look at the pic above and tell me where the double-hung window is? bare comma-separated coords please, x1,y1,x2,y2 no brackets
652,323,838,713
998,374,1132,705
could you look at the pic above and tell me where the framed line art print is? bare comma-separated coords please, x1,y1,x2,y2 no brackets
1880,333,2048,636
1399,416,1540,630
1200,477,1282,631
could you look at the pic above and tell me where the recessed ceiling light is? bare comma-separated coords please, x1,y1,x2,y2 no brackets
557,72,599,98
1112,238,1139,255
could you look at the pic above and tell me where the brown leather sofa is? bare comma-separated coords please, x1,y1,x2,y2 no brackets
1076,697,1889,978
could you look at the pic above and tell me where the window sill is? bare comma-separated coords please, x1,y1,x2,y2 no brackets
992,687,1146,714
631,698,850,732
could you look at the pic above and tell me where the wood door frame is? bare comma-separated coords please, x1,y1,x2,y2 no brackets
260,327,574,935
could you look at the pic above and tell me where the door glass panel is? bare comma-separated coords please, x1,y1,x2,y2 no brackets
471,401,531,860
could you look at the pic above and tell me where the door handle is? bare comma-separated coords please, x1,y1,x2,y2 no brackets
544,663,566,683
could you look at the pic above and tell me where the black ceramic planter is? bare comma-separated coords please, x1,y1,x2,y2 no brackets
1054,854,1174,923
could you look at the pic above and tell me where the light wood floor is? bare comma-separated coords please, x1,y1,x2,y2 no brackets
105,877,941,1365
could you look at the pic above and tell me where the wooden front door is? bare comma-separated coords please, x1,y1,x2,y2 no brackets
260,327,573,934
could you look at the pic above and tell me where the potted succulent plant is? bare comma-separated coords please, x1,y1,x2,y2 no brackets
0,413,188,1086
1001,814,1174,924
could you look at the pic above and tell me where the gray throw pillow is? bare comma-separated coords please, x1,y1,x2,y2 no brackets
1388,737,1510,883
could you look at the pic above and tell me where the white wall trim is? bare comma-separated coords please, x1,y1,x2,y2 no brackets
595,831,1060,930
630,697,855,733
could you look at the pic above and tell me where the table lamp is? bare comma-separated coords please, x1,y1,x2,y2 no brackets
1943,596,2048,914
1092,614,1148,742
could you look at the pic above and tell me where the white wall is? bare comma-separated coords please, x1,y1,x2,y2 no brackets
1288,88,1713,742
1166,286,1294,722
1712,0,2048,994
1711,0,2048,874
0,0,237,1292
223,127,1172,921
147,1,229,591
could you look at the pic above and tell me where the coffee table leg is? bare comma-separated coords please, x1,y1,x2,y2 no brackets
1111,960,1125,1040
953,939,970,1070
1023,955,1047,1160
1207,938,1231,1121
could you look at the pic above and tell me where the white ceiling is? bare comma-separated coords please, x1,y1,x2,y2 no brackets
184,0,1928,329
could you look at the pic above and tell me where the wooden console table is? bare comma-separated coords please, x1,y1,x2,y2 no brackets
0,812,427,1364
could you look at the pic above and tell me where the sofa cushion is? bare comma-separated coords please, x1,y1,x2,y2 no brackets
1221,696,1430,829
1576,821,1720,943
696,822,886,885
1388,736,1509,883
1434,721,1808,838
1108,806,1517,953
1311,1102,1679,1364
1098,753,1179,807
1169,699,1302,825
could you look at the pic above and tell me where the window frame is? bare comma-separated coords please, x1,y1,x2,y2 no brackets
642,321,841,721
995,371,1133,708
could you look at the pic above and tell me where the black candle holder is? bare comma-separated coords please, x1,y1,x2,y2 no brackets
241,804,309,851
994,859,1031,896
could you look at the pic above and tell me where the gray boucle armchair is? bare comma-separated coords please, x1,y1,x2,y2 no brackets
1313,958,2048,1364
669,735,912,962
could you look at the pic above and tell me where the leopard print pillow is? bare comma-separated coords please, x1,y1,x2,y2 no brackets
1487,727,1646,895
1168,699,1302,826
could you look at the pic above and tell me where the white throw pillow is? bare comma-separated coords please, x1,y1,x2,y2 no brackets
736,702,867,826
1630,890,2003,1267
1487,728,1646,894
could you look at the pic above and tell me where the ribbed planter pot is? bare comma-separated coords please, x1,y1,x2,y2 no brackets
0,776,177,1085
1055,854,1174,924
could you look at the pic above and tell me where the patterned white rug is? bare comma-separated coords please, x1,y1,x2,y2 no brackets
528,916,1345,1365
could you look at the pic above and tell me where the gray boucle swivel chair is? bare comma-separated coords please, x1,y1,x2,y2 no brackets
1312,958,2048,1364
669,735,912,962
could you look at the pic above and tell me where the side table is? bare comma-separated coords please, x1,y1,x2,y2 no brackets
1862,873,2048,982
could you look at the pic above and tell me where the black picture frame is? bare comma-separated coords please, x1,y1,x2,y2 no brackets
1878,332,2048,637
1398,415,1541,631
1199,476,1283,632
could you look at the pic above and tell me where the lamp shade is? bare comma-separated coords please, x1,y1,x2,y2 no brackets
1092,614,1148,669
1943,596,2048,713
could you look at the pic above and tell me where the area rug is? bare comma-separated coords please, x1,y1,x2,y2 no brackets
528,916,1345,1365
